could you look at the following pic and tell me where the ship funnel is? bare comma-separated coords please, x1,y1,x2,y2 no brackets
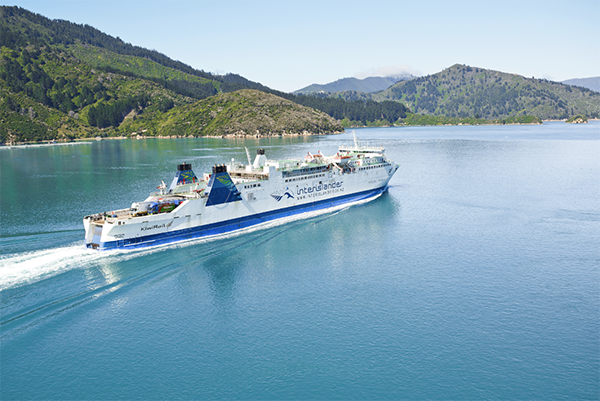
253,149,267,168
206,165,242,206
168,162,198,192
212,164,227,174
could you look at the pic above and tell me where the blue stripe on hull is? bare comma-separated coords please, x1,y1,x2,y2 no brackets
90,185,388,251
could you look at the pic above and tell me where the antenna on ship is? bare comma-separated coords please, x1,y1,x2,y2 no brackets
353,130,359,149
245,147,252,166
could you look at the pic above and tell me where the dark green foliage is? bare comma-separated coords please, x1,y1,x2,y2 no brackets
1,6,213,80
219,73,271,92
0,26,28,49
169,79,216,99
273,93,408,124
97,65,218,100
87,95,148,128
155,97,174,113
0,93,56,143
0,114,51,142
1,47,104,113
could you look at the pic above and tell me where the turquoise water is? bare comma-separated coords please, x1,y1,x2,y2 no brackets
1,122,599,400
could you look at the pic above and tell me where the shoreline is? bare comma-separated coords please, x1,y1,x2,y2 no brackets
0,131,342,148
2,119,598,147
0,141,95,149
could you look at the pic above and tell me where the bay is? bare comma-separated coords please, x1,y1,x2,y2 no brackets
1,122,599,400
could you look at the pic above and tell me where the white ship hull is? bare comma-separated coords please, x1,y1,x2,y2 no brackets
84,137,399,250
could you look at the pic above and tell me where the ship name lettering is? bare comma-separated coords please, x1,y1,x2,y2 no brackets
141,223,166,232
297,181,343,196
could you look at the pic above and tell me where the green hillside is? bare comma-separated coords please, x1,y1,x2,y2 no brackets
0,40,342,143
71,44,219,99
0,6,341,144
0,6,411,144
129,89,343,137
373,64,600,120
0,43,197,143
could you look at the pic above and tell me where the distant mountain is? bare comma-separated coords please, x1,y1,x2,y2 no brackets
561,77,600,93
372,64,600,120
294,75,414,94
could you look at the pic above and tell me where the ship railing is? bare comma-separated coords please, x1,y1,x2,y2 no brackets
104,208,132,223
85,213,105,223
339,146,384,155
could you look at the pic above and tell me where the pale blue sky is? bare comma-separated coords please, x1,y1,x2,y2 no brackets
5,0,600,92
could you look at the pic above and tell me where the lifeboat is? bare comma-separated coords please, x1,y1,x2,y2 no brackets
331,152,352,165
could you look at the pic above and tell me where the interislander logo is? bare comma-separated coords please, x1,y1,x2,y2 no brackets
270,187,294,202
297,181,343,195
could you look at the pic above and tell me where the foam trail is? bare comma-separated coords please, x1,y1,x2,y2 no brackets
0,243,105,291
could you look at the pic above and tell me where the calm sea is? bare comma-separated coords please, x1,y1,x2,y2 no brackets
1,122,599,400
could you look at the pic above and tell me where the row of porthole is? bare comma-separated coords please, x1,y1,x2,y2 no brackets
360,163,390,171
284,173,326,183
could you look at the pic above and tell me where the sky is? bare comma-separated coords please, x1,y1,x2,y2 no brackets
5,0,600,92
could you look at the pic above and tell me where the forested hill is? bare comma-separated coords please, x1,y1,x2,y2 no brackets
373,64,600,120
0,6,409,144
134,89,344,138
0,6,272,95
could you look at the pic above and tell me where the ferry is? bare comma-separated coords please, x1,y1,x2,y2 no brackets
83,135,399,250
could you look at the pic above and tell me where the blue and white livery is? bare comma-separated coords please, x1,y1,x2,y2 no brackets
83,135,399,250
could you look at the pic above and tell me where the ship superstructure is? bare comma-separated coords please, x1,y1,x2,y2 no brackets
83,135,399,250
